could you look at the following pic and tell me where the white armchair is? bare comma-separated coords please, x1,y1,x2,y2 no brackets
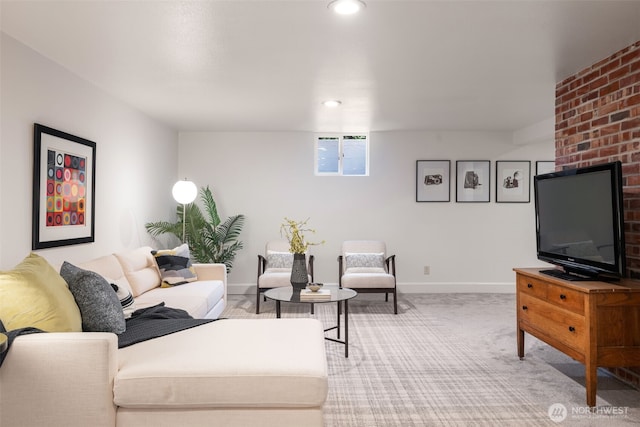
338,240,397,314
256,240,315,314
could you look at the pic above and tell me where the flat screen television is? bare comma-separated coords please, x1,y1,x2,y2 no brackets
534,161,626,281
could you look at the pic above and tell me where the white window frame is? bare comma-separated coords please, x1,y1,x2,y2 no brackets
314,133,369,176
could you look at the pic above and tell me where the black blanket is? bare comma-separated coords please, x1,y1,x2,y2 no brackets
118,303,216,348
0,304,216,367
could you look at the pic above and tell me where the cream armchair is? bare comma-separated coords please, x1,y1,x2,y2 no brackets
338,240,397,314
256,240,315,314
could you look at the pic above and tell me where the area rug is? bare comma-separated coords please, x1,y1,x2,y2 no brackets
221,293,640,426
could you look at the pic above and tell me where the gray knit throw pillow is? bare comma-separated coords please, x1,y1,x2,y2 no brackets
60,262,126,333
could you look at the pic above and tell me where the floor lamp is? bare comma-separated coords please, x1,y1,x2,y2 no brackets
172,179,198,243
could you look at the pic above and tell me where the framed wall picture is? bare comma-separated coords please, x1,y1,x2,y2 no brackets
32,123,96,249
456,160,490,202
496,160,531,203
536,160,555,175
416,160,450,202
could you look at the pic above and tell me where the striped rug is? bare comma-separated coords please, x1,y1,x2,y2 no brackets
221,293,640,426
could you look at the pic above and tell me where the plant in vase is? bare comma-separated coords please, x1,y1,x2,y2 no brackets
280,217,324,290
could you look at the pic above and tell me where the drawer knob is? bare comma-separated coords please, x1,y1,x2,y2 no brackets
568,326,575,332
527,283,533,288
522,305,528,311
560,294,567,300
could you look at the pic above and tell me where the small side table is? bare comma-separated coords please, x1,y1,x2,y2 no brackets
264,285,357,357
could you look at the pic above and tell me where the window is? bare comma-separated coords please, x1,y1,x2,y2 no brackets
315,134,369,176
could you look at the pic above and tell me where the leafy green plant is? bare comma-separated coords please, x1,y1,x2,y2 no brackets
145,186,245,272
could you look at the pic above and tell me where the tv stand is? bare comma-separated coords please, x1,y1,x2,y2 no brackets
515,268,640,407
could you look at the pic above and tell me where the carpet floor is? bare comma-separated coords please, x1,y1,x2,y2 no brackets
221,293,640,426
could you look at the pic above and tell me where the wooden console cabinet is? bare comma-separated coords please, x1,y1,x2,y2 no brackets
515,268,640,407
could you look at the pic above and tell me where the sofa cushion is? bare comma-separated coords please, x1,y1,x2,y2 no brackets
133,280,224,318
114,319,328,409
78,254,129,290
152,244,198,286
0,253,82,332
114,247,161,297
60,262,126,334
135,280,223,317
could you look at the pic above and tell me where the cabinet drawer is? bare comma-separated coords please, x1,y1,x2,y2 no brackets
519,293,586,354
546,284,585,314
517,275,548,299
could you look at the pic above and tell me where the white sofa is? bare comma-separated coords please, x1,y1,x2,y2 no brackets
0,247,328,427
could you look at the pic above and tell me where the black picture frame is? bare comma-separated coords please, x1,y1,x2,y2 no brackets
416,160,450,202
496,160,531,203
456,160,490,202
32,123,96,249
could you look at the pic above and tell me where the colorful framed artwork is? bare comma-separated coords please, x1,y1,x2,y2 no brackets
536,160,555,175
456,160,490,202
32,123,96,249
416,160,450,202
496,160,531,203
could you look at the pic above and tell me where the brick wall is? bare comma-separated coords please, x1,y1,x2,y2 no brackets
555,40,640,389
555,40,640,275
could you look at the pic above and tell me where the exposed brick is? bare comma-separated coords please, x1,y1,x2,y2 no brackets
609,64,631,80
599,80,619,96
582,91,599,102
612,110,631,122
577,141,591,151
591,116,609,127
625,94,640,110
555,42,640,326
601,123,622,135
622,117,640,131
600,58,622,75
599,146,620,157
621,71,640,88
626,175,640,187
621,47,640,65
579,111,593,122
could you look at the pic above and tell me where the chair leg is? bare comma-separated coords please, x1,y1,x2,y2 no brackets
393,289,398,315
310,303,314,315
385,292,389,302
256,289,261,314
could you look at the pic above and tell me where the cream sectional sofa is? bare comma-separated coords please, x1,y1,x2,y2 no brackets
0,247,328,427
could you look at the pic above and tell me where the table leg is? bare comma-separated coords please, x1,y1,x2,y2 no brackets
345,299,349,358
276,301,281,318
337,301,341,339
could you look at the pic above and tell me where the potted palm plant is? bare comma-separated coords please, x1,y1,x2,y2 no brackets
146,186,245,273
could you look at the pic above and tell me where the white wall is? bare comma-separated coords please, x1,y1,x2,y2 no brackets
179,131,554,293
0,33,178,269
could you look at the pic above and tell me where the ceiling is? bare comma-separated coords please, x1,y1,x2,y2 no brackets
2,0,640,133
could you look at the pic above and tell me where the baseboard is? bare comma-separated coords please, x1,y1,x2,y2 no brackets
228,282,516,295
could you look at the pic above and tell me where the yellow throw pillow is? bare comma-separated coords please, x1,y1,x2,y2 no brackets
0,253,82,332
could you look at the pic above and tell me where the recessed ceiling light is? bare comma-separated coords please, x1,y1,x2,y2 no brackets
323,100,342,108
328,0,366,15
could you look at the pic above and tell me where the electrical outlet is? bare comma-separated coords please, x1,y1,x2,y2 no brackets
423,266,430,275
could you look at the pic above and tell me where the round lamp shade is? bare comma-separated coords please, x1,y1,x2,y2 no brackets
328,0,366,15
172,180,198,204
